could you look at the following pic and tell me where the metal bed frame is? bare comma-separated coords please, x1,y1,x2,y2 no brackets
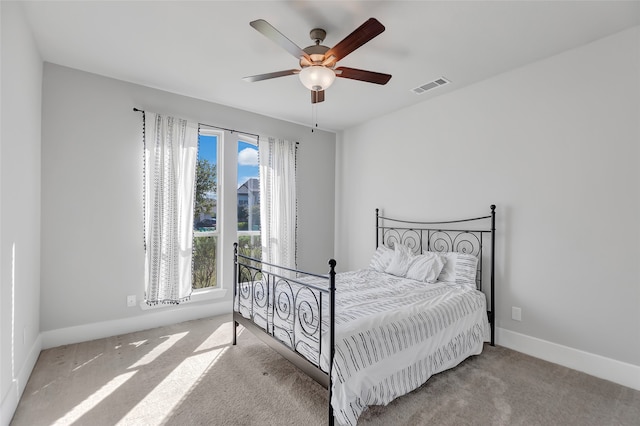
232,205,496,425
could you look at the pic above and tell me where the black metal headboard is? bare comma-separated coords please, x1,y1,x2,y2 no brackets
376,205,496,344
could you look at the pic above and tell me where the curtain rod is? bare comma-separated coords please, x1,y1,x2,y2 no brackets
133,107,260,139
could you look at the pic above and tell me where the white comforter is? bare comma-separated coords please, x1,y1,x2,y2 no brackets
323,269,488,425
236,268,490,426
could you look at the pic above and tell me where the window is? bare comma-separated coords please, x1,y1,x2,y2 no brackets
237,139,261,261
192,131,262,290
192,132,219,289
143,113,264,301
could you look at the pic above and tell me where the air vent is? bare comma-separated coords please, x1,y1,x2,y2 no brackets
411,77,450,95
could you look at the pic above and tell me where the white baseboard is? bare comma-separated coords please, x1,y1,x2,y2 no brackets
497,327,640,391
1,380,19,426
1,333,42,426
41,299,232,349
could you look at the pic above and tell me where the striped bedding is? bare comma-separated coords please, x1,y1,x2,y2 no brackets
235,268,490,426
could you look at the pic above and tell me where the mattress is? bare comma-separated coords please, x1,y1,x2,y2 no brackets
235,268,490,426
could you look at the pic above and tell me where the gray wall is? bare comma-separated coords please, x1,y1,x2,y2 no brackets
1,2,42,423
336,26,640,382
39,64,335,335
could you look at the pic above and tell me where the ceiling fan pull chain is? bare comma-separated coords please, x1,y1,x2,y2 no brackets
311,103,316,132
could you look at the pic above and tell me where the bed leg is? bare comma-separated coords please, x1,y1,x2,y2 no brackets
329,405,334,426
232,320,237,345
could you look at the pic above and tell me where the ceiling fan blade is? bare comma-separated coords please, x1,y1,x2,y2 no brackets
311,90,325,104
335,67,391,85
243,69,299,83
325,18,385,62
250,19,311,62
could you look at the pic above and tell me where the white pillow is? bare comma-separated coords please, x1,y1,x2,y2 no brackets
437,252,479,288
437,252,458,283
385,244,413,277
369,245,394,272
405,252,445,283
455,253,479,288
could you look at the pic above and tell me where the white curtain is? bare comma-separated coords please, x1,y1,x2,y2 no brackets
259,136,298,271
144,112,198,304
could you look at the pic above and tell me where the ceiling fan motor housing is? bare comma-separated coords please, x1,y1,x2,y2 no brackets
301,44,331,67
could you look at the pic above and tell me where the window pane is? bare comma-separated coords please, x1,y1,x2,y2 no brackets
237,141,260,232
237,139,261,267
195,135,217,230
192,235,218,288
193,134,218,289
237,234,262,261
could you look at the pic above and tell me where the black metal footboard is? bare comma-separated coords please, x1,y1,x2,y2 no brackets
232,243,337,425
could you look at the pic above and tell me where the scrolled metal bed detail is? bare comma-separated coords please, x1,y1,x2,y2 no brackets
232,251,337,416
232,205,496,426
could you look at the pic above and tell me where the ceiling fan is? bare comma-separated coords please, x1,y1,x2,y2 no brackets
243,18,392,104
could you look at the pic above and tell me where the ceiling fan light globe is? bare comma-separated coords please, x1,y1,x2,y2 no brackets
299,66,335,91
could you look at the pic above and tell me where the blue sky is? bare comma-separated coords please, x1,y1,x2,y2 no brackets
237,140,259,186
198,135,259,187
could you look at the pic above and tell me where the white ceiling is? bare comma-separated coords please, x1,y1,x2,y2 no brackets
21,1,640,132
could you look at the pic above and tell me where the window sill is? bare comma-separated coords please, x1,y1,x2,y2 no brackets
139,288,229,310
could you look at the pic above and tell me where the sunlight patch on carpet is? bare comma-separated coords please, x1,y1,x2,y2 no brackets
72,353,103,372
127,332,187,369
193,322,235,353
54,371,137,424
119,339,230,424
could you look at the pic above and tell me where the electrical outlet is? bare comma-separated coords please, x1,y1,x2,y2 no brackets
127,295,137,307
512,306,522,321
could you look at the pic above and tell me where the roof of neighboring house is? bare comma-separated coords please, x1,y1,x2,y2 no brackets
238,178,260,195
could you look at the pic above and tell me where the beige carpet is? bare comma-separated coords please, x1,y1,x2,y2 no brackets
11,314,640,426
